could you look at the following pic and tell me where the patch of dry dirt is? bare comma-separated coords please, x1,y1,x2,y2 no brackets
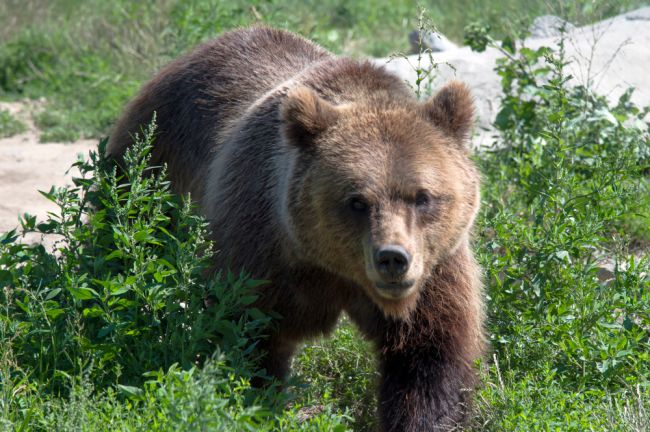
0,100,96,235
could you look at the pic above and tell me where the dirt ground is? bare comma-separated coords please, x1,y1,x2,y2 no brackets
0,100,95,234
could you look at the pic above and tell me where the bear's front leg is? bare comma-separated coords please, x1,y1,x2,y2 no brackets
254,276,344,384
378,338,476,432
259,332,298,381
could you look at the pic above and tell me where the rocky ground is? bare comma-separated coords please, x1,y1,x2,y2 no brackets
0,7,648,236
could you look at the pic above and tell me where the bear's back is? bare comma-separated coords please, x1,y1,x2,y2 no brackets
194,27,332,124
107,27,331,197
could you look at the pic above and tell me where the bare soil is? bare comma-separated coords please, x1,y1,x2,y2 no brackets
0,100,95,234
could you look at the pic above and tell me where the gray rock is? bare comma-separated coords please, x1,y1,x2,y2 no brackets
596,261,616,283
408,30,457,53
529,15,575,38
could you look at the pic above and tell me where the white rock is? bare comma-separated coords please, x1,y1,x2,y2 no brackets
408,30,458,53
529,15,575,39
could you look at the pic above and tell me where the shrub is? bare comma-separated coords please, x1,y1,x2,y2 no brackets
0,118,355,430
465,24,650,428
0,109,26,138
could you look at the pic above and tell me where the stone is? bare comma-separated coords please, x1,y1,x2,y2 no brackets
408,30,457,53
528,15,575,39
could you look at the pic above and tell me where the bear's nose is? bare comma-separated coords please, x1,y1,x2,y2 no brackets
375,245,411,281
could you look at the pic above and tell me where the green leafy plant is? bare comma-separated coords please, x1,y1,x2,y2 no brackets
464,22,650,429
388,6,442,100
293,318,378,431
0,109,26,138
0,117,357,430
2,118,276,390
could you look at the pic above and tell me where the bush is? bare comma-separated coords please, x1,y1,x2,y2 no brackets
466,24,650,429
0,120,354,430
1,119,273,391
0,109,26,138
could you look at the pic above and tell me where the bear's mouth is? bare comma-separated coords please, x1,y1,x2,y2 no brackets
374,279,416,299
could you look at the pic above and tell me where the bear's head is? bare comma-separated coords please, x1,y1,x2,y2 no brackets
281,81,480,319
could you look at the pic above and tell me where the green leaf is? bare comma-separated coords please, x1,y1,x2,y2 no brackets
45,308,65,319
105,249,123,261
97,325,114,338
82,305,104,318
133,229,151,242
110,286,131,296
68,286,99,301
117,384,144,399
45,288,62,300
501,36,515,54
19,214,36,231
239,295,258,306
38,187,57,203
494,105,514,130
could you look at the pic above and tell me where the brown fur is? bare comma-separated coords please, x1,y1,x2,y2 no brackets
107,27,485,431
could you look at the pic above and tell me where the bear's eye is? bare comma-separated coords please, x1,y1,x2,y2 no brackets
415,190,432,208
348,196,369,213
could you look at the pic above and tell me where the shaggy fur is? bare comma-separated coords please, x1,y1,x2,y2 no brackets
107,27,484,431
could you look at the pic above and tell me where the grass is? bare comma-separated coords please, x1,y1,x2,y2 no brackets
1,1,649,431
291,318,379,431
0,109,26,138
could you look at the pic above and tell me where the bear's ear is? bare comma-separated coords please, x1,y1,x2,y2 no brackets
281,86,339,148
422,81,474,146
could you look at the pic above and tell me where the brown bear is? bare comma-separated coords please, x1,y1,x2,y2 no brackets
107,27,484,431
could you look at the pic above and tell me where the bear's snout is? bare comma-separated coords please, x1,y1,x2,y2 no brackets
375,245,411,280
372,245,416,297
